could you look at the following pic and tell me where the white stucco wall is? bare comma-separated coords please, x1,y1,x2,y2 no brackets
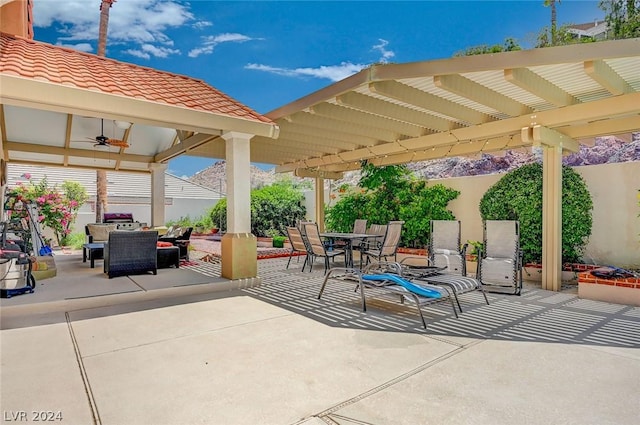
71,198,219,232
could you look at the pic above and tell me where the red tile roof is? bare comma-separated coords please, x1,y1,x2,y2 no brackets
0,32,273,124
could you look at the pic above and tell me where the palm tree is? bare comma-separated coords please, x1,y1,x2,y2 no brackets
95,0,115,222
544,0,562,44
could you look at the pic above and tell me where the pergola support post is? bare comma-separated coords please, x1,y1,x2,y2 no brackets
315,177,325,232
541,145,563,291
221,131,257,280
149,162,167,227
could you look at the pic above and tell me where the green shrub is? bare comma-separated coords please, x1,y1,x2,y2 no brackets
167,213,214,231
326,164,459,248
209,181,306,237
479,163,593,264
65,232,86,249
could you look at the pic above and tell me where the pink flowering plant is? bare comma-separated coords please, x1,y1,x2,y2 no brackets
5,174,87,246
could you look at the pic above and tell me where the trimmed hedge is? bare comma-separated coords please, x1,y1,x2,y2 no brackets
479,162,593,264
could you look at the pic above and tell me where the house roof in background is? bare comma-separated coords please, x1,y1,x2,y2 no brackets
7,163,223,200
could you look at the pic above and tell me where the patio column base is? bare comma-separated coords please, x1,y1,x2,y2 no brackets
221,232,257,280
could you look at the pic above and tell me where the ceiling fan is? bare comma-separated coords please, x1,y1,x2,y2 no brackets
81,118,129,148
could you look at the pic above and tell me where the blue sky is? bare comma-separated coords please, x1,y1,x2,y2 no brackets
31,0,604,177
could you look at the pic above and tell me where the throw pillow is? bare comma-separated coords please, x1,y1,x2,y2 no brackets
87,224,118,242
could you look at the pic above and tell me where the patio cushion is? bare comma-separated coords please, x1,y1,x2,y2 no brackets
87,224,118,242
157,241,173,247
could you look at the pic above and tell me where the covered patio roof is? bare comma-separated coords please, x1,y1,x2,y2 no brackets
0,33,279,173
230,38,640,178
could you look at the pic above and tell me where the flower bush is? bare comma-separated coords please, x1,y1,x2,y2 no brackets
4,174,87,246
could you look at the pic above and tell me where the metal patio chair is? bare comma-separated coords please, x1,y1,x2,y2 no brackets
477,220,523,295
285,226,308,270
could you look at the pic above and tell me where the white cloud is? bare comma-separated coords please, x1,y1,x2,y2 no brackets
33,0,191,58
192,21,213,30
372,39,395,63
245,62,366,82
55,42,94,53
188,33,259,58
122,44,179,60
123,49,151,60
244,39,394,82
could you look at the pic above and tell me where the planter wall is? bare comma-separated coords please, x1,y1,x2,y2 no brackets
578,271,640,306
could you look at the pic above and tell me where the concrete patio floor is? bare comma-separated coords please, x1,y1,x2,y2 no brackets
1,256,639,425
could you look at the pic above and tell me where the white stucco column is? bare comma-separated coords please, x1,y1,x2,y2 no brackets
541,145,563,291
221,131,257,280
315,177,325,232
149,162,167,227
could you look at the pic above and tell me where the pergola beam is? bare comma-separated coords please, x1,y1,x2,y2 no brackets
5,141,153,162
369,80,493,125
504,68,579,107
288,111,399,142
310,102,426,138
434,74,532,116
277,123,378,148
522,125,580,153
154,132,218,163
293,168,343,179
584,60,634,95
276,92,639,172
336,91,455,132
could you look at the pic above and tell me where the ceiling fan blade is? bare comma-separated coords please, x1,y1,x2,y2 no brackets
106,139,129,148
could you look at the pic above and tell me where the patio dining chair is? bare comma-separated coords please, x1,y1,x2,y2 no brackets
285,226,308,270
360,221,403,267
344,219,368,252
477,220,523,295
302,222,346,273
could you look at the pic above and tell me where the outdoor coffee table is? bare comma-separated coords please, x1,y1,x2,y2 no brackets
82,243,105,268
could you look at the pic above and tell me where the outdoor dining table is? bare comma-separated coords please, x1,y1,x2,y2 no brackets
320,232,379,268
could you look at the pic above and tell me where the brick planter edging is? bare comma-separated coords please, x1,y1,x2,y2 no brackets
578,271,640,289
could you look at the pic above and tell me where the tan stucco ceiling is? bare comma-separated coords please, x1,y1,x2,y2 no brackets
0,80,278,173
194,38,639,178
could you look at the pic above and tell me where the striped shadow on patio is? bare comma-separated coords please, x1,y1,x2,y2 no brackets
245,258,640,348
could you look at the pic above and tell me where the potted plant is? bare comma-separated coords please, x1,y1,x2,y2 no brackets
273,235,286,248
466,240,483,262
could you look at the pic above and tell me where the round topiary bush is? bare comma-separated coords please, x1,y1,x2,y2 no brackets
479,162,592,264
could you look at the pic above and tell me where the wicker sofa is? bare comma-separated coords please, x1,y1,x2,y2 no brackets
104,230,158,279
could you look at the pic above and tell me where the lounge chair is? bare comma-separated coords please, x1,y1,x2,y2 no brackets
302,222,346,273
318,262,457,329
400,220,489,313
285,226,308,270
429,220,467,275
477,220,523,295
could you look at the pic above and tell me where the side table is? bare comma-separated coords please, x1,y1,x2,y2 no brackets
82,243,105,268
157,246,180,269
